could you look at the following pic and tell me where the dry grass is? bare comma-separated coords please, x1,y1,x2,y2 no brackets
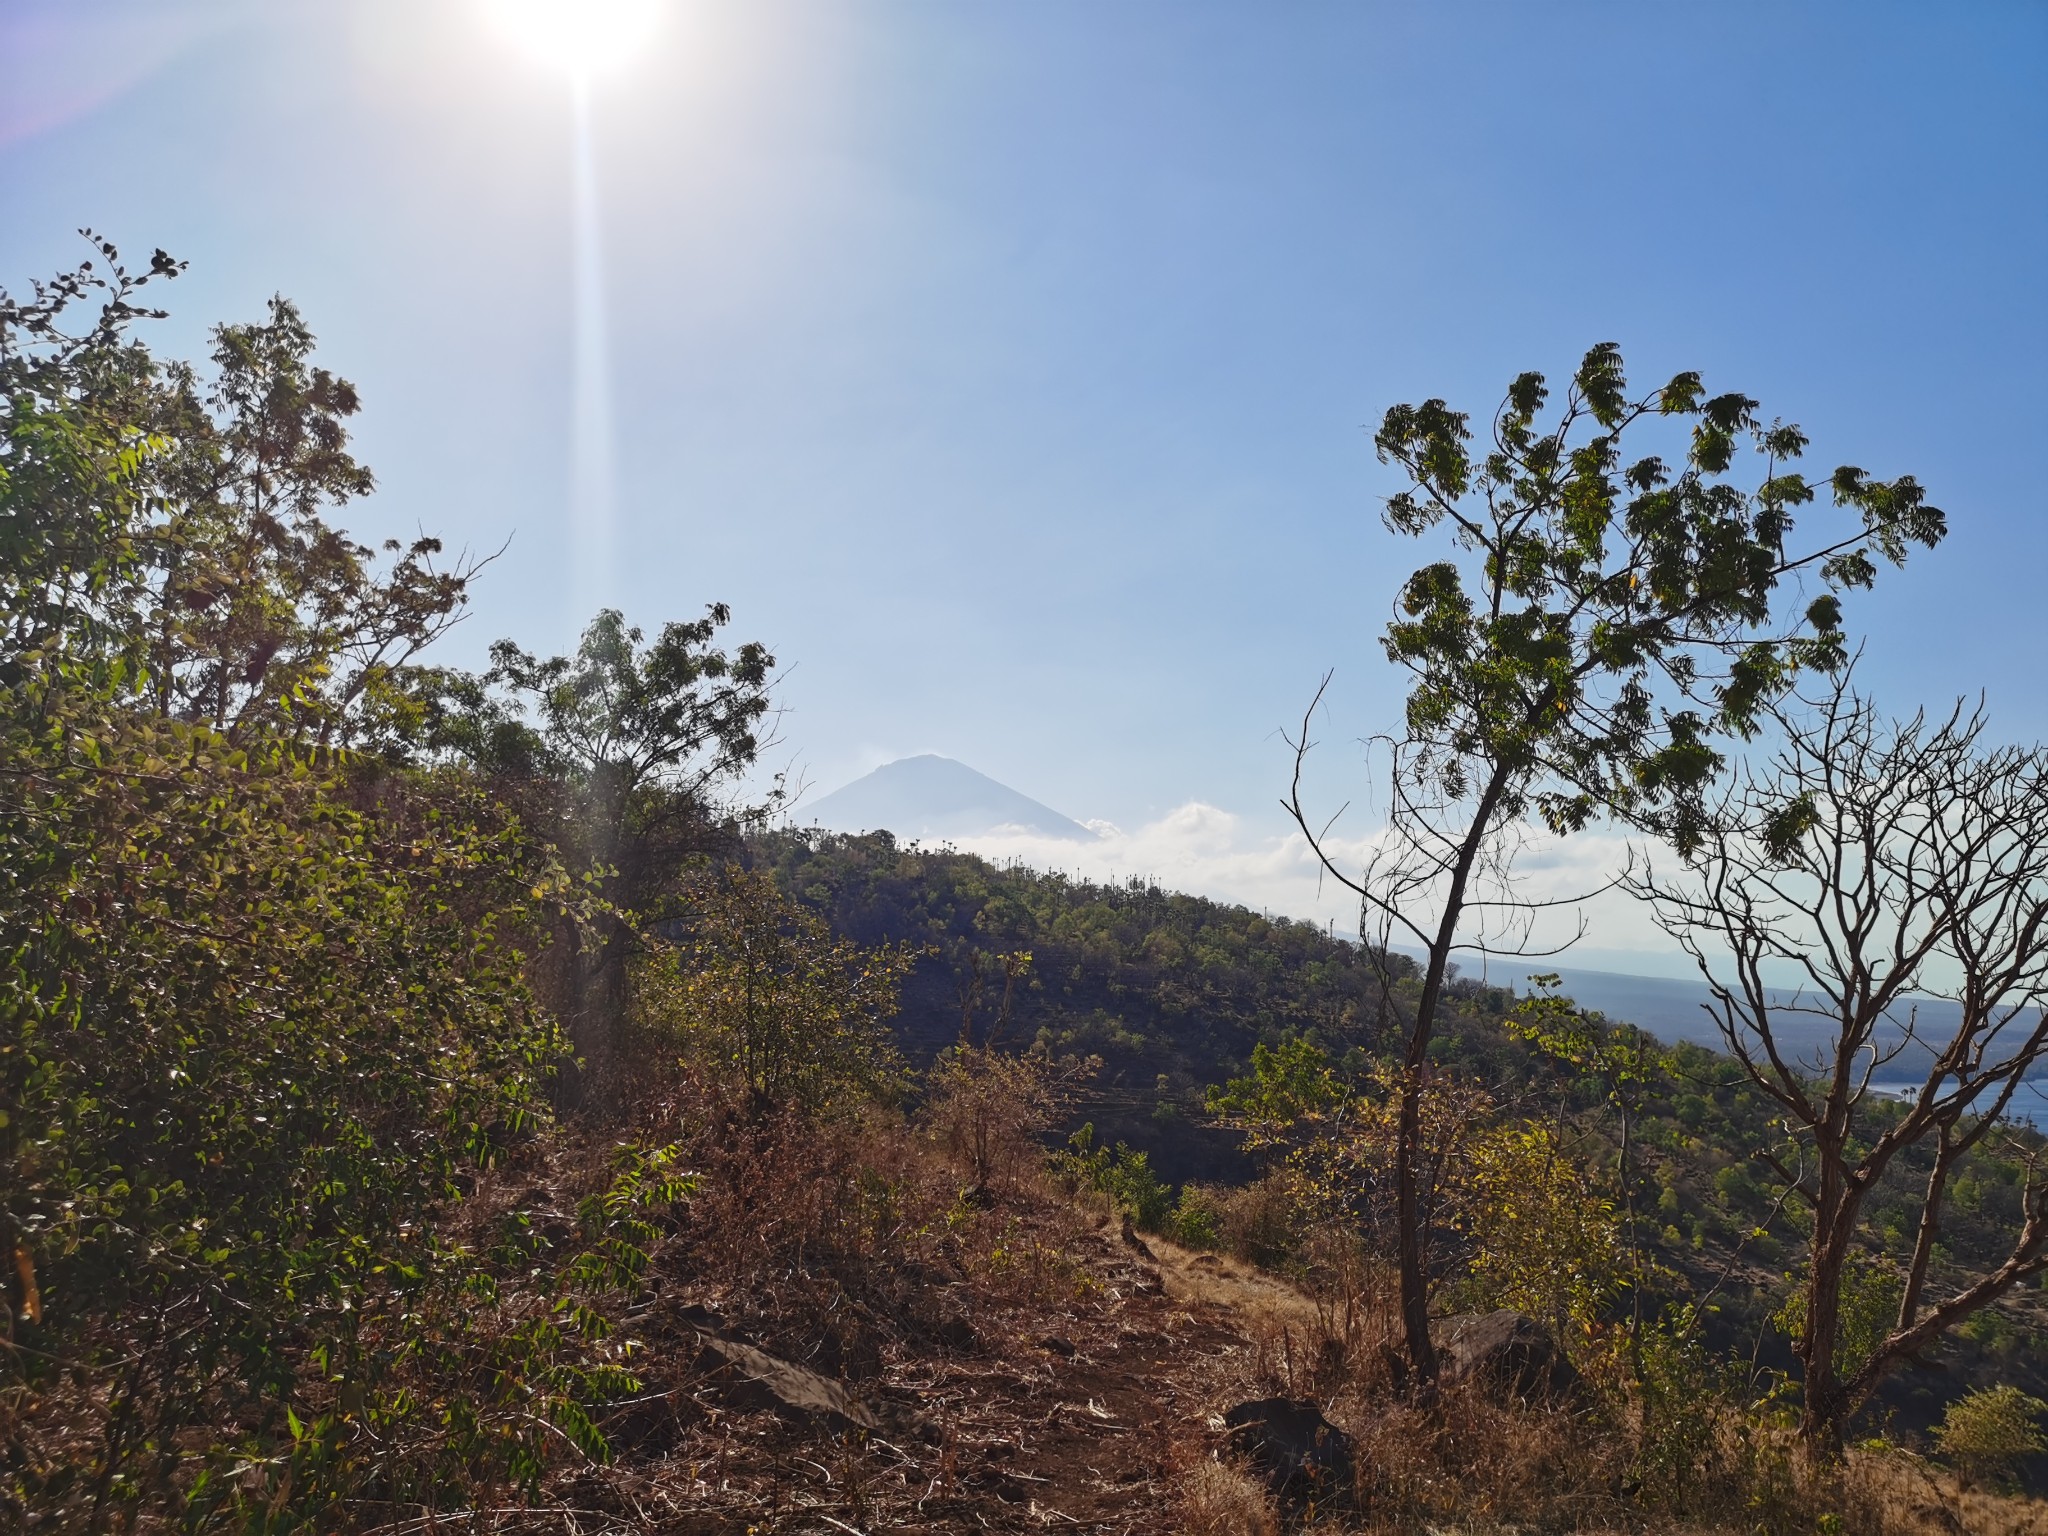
1149,1234,1321,1328
1146,1216,2048,1534
1842,1448,2048,1536
1176,1456,1282,1536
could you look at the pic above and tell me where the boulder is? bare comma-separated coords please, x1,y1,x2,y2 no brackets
1434,1310,1582,1406
1220,1396,1355,1503
693,1333,926,1438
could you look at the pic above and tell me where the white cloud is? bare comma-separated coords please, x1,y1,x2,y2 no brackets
925,801,1683,965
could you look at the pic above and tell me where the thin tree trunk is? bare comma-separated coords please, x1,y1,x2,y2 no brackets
1798,1164,1855,1455
1392,1056,1437,1387
1393,762,1513,1390
1619,1086,1644,1380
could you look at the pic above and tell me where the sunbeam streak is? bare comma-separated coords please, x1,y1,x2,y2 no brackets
569,77,615,619
480,0,662,622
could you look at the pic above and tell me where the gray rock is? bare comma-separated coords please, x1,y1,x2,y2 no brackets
1435,1310,1583,1406
1220,1396,1355,1503
693,1333,926,1439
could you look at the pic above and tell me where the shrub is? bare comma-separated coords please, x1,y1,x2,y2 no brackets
1054,1124,1173,1228
637,865,919,1115
1770,1249,1903,1383
923,1040,1096,1194
1935,1384,2047,1490
1165,1186,1224,1248
0,701,590,1526
1202,1173,1302,1267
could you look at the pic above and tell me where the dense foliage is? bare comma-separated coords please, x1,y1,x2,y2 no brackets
0,244,721,1529
1294,344,1946,1383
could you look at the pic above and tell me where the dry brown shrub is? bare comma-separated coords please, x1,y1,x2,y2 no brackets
1341,1384,1621,1533
621,1070,970,1369
923,1041,1097,1195
1196,1171,1301,1267
1176,1456,1282,1536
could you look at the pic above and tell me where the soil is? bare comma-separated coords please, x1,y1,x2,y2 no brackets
472,1165,2048,1536
548,1206,1279,1533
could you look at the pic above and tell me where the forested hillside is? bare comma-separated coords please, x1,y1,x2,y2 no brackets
764,829,2048,1441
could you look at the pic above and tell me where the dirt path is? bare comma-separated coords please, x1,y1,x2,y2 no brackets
1139,1232,1320,1331
579,1209,1272,1533
538,1206,2048,1535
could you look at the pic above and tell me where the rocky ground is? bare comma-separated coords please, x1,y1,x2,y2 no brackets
429,1122,2048,1536
540,1208,1247,1533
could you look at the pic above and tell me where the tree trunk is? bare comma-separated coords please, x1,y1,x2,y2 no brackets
1391,762,1513,1390
1619,1089,1644,1380
1392,1057,1438,1388
538,910,629,1117
571,921,632,1115
555,777,633,1117
1797,1162,1856,1456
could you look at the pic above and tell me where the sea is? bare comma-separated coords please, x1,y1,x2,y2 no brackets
1486,963,2048,1133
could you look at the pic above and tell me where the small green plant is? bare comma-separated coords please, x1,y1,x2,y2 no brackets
1165,1186,1223,1249
1935,1384,2047,1491
1054,1124,1174,1228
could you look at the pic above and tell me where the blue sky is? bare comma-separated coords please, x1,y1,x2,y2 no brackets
4,1,2045,961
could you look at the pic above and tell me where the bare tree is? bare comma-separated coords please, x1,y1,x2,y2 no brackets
1288,344,1945,1387
1631,674,2048,1452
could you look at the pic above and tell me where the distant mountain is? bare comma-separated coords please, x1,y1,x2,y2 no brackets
800,755,1098,843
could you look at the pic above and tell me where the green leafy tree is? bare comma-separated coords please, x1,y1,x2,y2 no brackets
135,297,486,744
639,865,917,1114
0,242,657,1528
2,233,183,671
447,608,779,1107
0,637,586,1527
1286,344,1945,1386
1,235,485,744
1206,1036,1350,1148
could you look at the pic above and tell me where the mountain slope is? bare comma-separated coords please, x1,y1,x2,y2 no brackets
801,754,1097,842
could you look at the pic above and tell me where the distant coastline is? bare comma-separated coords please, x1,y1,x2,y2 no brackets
1390,953,2048,1133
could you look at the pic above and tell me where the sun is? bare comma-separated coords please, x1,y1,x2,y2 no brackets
482,0,663,79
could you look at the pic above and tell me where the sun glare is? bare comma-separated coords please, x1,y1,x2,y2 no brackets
482,0,662,79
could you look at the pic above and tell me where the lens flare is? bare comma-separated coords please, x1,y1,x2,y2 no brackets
568,79,615,619
482,0,662,79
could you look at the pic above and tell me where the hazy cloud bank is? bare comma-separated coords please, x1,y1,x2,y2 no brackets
908,800,1678,968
